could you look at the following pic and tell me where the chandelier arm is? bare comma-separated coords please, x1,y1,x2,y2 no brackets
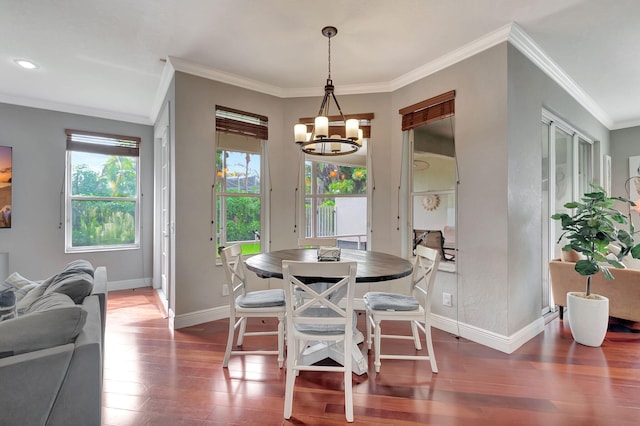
295,26,360,156
318,91,331,118
330,91,348,122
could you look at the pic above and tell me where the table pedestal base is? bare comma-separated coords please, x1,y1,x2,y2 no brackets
299,330,368,375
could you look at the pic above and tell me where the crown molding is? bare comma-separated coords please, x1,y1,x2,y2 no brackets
0,93,152,125
611,117,640,130
149,59,176,125
390,23,513,91
156,22,624,130
508,22,613,129
168,56,286,98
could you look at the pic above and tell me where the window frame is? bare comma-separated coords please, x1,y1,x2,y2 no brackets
541,109,596,313
215,143,266,256
302,157,369,249
65,129,141,253
214,106,269,257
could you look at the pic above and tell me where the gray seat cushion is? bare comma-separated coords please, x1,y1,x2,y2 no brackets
364,291,420,311
294,308,356,335
236,289,285,308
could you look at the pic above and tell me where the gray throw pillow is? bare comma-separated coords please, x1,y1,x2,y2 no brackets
4,272,40,302
0,286,16,321
55,259,95,280
44,271,93,304
0,293,87,356
16,275,55,315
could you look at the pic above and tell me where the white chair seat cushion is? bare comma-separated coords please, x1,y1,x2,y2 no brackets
294,307,356,335
236,289,285,308
364,291,420,311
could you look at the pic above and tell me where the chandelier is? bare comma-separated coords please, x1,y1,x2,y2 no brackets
294,26,362,156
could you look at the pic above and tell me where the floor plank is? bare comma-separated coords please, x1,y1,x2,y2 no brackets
102,288,640,425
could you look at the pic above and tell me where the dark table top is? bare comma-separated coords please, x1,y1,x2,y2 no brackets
244,248,414,283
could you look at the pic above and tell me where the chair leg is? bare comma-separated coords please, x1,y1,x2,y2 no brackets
365,310,372,350
410,320,422,350
283,338,297,419
236,316,247,346
277,315,285,368
344,358,354,422
374,318,382,373
425,325,438,373
222,315,236,368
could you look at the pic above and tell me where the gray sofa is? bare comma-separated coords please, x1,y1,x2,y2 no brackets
0,263,107,426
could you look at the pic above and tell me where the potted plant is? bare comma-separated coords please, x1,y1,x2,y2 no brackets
552,185,640,346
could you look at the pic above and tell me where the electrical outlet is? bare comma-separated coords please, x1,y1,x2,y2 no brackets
222,284,229,296
442,292,453,307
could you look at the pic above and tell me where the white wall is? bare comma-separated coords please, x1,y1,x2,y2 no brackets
0,102,154,284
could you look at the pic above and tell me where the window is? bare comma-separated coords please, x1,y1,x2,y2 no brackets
541,110,595,312
304,158,367,249
65,129,140,252
297,114,372,250
215,106,268,256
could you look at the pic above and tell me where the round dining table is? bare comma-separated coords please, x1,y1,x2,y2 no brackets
245,248,414,283
244,248,414,375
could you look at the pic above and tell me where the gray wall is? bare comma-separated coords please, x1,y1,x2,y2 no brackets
391,43,510,333
506,44,610,334
167,41,613,340
0,102,154,283
611,126,640,199
172,72,287,316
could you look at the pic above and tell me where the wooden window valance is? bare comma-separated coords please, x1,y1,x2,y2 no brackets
297,113,374,139
65,129,140,157
216,105,268,140
399,90,455,131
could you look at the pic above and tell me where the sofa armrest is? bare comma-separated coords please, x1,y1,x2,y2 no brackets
0,344,75,426
91,266,108,341
47,295,103,426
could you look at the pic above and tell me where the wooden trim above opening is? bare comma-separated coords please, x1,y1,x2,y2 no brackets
399,90,455,131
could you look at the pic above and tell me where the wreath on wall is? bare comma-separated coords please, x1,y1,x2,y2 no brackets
421,194,440,211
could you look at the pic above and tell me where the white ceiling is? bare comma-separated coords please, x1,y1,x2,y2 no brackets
2,0,639,129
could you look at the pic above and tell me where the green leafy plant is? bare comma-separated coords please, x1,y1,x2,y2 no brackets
552,185,640,296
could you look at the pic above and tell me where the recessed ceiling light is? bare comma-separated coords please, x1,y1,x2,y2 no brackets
14,59,39,70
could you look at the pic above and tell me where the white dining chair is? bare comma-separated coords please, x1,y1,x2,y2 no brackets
363,245,440,373
282,260,358,423
220,244,286,368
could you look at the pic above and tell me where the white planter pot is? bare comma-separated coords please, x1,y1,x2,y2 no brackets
566,292,609,347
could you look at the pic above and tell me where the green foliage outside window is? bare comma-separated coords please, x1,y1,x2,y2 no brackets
71,154,137,248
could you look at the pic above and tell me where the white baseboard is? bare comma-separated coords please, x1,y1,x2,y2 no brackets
173,306,229,329
107,277,152,291
430,313,546,354
164,298,546,353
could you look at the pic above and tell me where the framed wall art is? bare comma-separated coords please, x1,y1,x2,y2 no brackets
0,145,12,228
629,156,640,197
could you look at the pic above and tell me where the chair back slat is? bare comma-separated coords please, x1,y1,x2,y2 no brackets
411,245,440,309
282,261,357,328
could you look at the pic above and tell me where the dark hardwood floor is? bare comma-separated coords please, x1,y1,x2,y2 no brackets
102,288,640,425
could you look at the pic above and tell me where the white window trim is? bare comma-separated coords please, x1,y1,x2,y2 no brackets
65,139,141,253
214,140,268,256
